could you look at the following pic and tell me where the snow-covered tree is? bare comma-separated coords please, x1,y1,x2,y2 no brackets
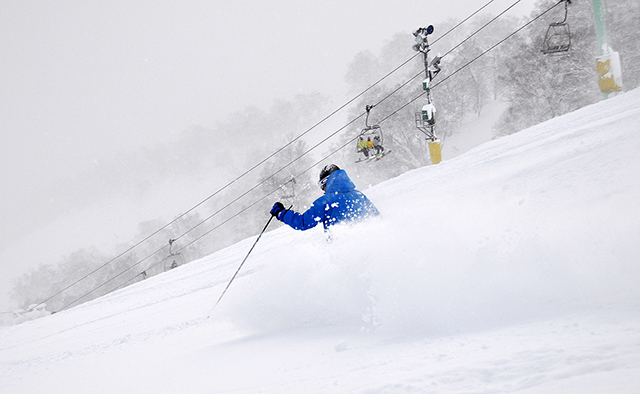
494,0,639,136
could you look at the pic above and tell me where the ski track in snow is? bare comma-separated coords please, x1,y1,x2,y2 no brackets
1,89,640,393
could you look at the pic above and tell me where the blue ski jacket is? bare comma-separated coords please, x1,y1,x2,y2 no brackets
279,169,379,231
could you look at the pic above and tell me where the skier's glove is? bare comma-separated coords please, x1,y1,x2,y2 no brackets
270,202,286,220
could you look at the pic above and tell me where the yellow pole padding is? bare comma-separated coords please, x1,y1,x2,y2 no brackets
596,52,623,93
428,140,442,164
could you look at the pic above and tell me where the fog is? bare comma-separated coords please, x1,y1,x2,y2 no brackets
0,0,536,310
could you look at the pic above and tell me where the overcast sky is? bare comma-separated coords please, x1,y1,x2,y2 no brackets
0,0,536,310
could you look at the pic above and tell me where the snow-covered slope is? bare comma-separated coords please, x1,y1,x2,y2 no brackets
1,89,640,394
442,98,508,159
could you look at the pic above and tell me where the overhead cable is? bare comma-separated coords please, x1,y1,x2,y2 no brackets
49,0,525,313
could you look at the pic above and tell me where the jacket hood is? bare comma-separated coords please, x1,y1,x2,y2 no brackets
325,169,356,193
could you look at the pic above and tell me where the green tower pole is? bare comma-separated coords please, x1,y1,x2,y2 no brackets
591,0,623,96
591,0,609,55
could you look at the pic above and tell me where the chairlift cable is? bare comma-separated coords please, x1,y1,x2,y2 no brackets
55,0,537,312
76,0,550,305
116,0,528,280
57,113,366,312
439,0,525,59
37,64,407,312
130,134,362,281
46,0,538,313
430,0,499,46
100,135,362,296
39,1,502,313
100,0,565,309
36,46,421,314
54,110,368,313
94,132,365,300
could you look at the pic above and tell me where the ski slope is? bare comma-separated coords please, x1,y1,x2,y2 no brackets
1,88,640,394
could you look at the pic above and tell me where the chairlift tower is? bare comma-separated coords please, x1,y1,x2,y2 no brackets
412,25,443,165
591,0,623,96
280,177,298,207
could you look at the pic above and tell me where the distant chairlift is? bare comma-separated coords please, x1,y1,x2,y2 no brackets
163,239,185,271
542,0,571,55
280,177,297,201
279,176,308,208
356,105,386,162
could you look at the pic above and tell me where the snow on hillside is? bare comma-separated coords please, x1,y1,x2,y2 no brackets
1,88,640,394
442,99,508,159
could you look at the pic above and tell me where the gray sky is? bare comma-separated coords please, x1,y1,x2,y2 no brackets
0,0,536,310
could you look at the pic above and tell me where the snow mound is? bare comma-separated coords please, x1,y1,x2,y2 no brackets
214,89,640,336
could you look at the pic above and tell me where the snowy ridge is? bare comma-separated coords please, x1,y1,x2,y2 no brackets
1,89,640,393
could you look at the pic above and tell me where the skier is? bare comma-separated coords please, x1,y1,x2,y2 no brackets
358,137,369,158
373,136,384,155
366,137,374,151
270,164,379,231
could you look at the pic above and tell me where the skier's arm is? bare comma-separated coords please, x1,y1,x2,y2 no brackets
279,200,326,231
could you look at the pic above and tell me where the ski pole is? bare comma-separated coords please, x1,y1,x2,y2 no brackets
208,206,289,317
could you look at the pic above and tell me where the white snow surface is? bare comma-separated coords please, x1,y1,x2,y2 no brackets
2,89,640,393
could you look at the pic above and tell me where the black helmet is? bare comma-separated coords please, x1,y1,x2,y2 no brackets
319,164,340,181
318,164,340,191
